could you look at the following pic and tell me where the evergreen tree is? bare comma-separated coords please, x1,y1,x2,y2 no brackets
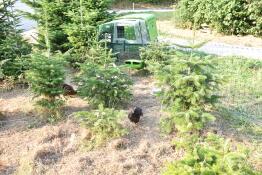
63,0,114,65
0,0,31,79
162,133,260,175
21,0,73,52
26,52,67,121
21,0,113,53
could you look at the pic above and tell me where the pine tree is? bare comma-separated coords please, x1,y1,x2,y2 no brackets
0,0,31,79
26,52,67,121
20,0,73,52
63,0,114,65
162,133,260,175
21,0,113,53
155,54,220,133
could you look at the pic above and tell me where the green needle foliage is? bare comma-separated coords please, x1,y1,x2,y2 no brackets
63,0,114,65
0,0,31,79
21,0,113,53
140,42,176,63
26,52,67,121
75,104,128,150
152,53,220,133
140,40,220,134
162,133,261,175
67,39,116,67
74,62,133,108
21,0,73,52
85,40,116,66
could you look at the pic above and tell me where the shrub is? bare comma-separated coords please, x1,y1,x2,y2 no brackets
26,52,67,121
74,62,133,108
246,0,262,36
0,35,32,78
174,0,262,36
211,0,251,35
21,0,72,52
75,104,128,150
162,133,260,175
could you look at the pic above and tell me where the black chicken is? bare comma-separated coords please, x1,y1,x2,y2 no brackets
128,107,143,124
62,83,77,96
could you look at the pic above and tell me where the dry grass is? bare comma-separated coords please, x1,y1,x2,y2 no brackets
158,20,262,48
0,76,179,175
0,74,261,174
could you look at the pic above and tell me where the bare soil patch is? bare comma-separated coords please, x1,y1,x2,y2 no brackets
158,20,262,48
0,76,179,175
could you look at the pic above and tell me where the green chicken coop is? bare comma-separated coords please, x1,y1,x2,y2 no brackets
98,13,158,62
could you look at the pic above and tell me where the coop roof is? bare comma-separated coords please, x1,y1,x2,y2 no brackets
104,18,141,26
117,13,155,21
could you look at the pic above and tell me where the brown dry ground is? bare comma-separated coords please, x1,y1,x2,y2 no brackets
157,20,262,48
0,75,180,175
0,74,261,174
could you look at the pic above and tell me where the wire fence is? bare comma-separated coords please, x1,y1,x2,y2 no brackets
162,38,262,60
216,57,262,137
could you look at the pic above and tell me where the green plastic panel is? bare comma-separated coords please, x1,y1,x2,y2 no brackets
124,59,145,69
125,26,136,40
118,14,158,41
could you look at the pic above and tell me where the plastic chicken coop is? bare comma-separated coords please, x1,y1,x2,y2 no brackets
98,13,158,62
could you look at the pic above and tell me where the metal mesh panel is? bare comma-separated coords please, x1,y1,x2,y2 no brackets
110,43,145,63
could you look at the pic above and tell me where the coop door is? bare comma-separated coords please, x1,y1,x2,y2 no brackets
113,24,140,60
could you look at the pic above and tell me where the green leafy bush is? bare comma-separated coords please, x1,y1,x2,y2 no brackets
75,104,128,150
75,62,133,108
246,0,262,36
174,0,262,36
63,0,113,57
26,52,67,121
162,133,260,175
